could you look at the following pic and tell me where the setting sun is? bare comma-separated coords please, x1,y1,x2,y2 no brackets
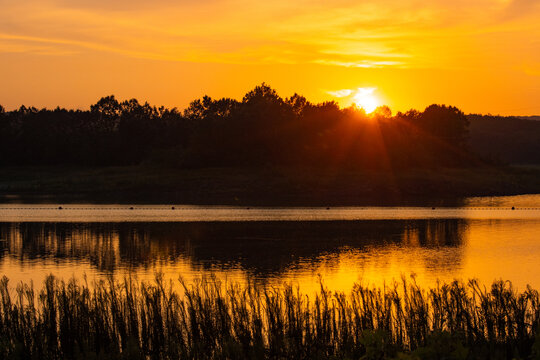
327,87,381,113
353,88,379,113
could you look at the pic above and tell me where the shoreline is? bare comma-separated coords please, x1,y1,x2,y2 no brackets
1,165,539,206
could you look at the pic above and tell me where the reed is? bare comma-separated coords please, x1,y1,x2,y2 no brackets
1,275,540,359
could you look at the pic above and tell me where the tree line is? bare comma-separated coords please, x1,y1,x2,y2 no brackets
468,114,540,165
0,84,473,169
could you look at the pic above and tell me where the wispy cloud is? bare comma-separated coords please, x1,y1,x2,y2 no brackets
502,0,540,19
0,0,538,70
326,87,376,99
314,59,405,68
327,89,354,97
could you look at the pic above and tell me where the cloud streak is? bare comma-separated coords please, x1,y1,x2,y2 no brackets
502,0,540,19
326,87,376,99
327,89,354,97
0,0,538,71
314,59,405,68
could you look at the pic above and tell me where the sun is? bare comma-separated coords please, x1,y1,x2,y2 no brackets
352,88,379,113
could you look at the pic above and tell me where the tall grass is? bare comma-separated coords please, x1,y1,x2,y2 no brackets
1,275,540,359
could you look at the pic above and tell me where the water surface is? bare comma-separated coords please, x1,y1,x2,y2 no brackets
1,194,539,293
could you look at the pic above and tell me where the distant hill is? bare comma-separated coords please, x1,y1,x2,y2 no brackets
468,114,540,165
517,116,540,121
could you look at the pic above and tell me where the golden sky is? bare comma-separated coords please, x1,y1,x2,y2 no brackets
1,0,539,114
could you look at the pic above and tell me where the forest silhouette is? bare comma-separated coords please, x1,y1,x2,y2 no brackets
0,83,535,169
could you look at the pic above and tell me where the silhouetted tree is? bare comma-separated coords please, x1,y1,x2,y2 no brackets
285,93,311,116
90,95,121,133
373,105,392,118
0,84,488,169
417,104,469,148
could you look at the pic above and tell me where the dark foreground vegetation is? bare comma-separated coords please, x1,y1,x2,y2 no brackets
1,275,540,359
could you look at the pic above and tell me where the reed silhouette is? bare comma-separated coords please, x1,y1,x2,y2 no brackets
0,275,539,359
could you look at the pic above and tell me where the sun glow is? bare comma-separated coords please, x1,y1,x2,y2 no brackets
353,88,379,113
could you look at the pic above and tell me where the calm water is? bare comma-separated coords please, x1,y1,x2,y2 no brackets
1,194,540,293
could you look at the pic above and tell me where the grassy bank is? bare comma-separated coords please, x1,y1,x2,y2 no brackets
1,165,539,205
1,275,540,359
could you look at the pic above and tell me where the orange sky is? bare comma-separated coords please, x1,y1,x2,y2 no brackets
1,0,539,115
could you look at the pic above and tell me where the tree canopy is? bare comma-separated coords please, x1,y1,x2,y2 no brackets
0,84,478,169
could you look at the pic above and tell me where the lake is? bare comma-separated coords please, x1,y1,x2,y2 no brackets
1,194,540,293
